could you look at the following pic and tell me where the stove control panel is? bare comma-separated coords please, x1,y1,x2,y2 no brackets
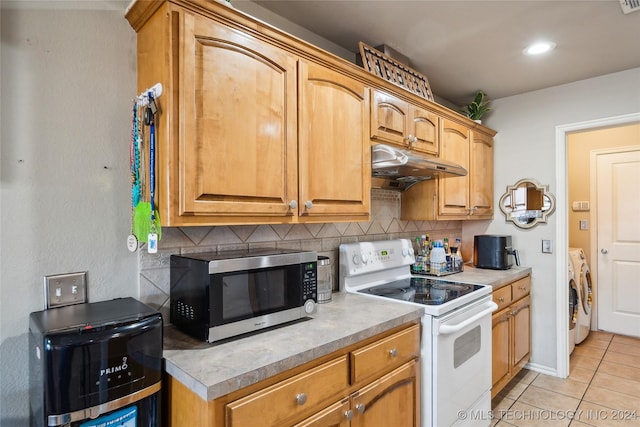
340,239,415,277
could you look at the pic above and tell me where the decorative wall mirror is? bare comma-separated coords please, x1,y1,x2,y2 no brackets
499,179,556,229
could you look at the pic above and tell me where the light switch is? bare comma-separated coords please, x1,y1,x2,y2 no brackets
542,240,553,254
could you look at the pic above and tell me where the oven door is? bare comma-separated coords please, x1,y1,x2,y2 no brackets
430,295,497,426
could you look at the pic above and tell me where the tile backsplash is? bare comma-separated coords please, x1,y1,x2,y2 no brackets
139,189,461,321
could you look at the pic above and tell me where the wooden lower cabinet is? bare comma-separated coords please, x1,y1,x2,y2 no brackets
165,323,420,426
491,276,532,398
349,360,419,427
295,360,419,427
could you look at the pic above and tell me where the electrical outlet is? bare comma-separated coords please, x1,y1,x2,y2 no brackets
579,220,589,230
44,272,87,309
542,240,553,254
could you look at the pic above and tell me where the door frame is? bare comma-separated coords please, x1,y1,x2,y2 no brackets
554,112,640,378
590,145,640,333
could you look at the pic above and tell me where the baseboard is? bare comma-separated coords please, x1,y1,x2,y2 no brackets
524,361,560,378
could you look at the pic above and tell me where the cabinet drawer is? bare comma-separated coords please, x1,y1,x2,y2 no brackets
350,324,420,384
492,286,512,311
511,276,531,301
226,356,349,427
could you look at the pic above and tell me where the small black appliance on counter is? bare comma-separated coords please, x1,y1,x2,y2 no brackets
29,297,162,427
474,235,520,270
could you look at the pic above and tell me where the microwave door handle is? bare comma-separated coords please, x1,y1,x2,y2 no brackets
437,301,498,335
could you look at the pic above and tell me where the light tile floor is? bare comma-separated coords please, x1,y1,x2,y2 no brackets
491,331,640,426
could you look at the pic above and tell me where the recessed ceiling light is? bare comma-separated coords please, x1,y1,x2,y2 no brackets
523,41,556,56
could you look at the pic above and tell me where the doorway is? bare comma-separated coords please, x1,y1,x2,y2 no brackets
555,113,640,378
592,147,640,336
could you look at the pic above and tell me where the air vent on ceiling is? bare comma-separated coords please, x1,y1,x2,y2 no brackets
620,0,640,14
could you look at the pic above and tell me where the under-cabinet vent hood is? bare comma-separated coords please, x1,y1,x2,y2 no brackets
371,144,467,192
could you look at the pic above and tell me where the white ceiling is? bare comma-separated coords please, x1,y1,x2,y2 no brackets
252,0,640,106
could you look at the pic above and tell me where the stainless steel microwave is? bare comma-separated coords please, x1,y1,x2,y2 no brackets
170,249,318,343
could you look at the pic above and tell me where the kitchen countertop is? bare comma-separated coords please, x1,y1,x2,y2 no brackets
162,265,531,401
440,265,532,290
163,292,424,401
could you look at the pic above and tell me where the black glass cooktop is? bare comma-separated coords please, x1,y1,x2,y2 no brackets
358,277,484,305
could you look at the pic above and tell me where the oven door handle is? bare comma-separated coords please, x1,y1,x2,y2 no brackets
438,301,498,335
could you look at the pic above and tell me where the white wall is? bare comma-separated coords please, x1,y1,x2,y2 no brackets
463,67,640,374
0,5,137,425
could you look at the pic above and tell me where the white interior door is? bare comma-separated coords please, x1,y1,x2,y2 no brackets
595,148,640,337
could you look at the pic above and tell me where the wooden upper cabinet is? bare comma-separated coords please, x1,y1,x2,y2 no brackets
439,119,471,216
401,119,494,220
180,13,298,220
298,61,370,221
410,106,439,155
370,90,438,155
469,131,494,217
131,5,370,226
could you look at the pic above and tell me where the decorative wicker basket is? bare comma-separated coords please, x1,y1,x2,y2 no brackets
358,42,434,101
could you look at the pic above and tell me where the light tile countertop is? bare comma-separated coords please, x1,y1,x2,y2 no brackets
441,265,532,290
163,292,424,401
162,265,531,401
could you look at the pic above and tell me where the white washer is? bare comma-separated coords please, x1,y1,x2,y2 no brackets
569,247,593,344
568,260,578,354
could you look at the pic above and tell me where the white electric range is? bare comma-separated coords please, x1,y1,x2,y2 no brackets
339,239,497,427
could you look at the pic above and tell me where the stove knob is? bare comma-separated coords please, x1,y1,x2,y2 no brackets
408,248,414,257
361,253,369,264
352,254,361,265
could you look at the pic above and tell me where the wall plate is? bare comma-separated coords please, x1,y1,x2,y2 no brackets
43,272,87,309
542,240,553,254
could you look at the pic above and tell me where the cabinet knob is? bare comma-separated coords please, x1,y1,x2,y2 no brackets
304,200,313,209
355,403,366,414
498,297,504,303
289,200,298,209
344,410,354,421
520,286,527,292
389,348,398,357
295,393,307,405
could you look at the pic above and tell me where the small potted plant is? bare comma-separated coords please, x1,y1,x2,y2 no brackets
464,91,491,123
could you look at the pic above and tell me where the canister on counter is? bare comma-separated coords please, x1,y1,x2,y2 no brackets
317,256,333,303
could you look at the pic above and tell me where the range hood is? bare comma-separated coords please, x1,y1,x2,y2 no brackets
371,144,467,191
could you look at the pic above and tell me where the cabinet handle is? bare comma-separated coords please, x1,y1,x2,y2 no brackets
295,393,307,405
520,286,527,292
389,348,398,357
304,200,313,210
289,200,298,209
344,410,354,421
498,297,504,303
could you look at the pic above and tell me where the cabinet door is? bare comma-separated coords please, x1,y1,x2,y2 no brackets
226,356,349,427
293,398,351,427
180,14,298,219
350,360,419,427
512,295,531,370
439,119,470,216
409,106,438,155
469,131,494,218
491,307,511,397
298,61,370,220
370,90,409,147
